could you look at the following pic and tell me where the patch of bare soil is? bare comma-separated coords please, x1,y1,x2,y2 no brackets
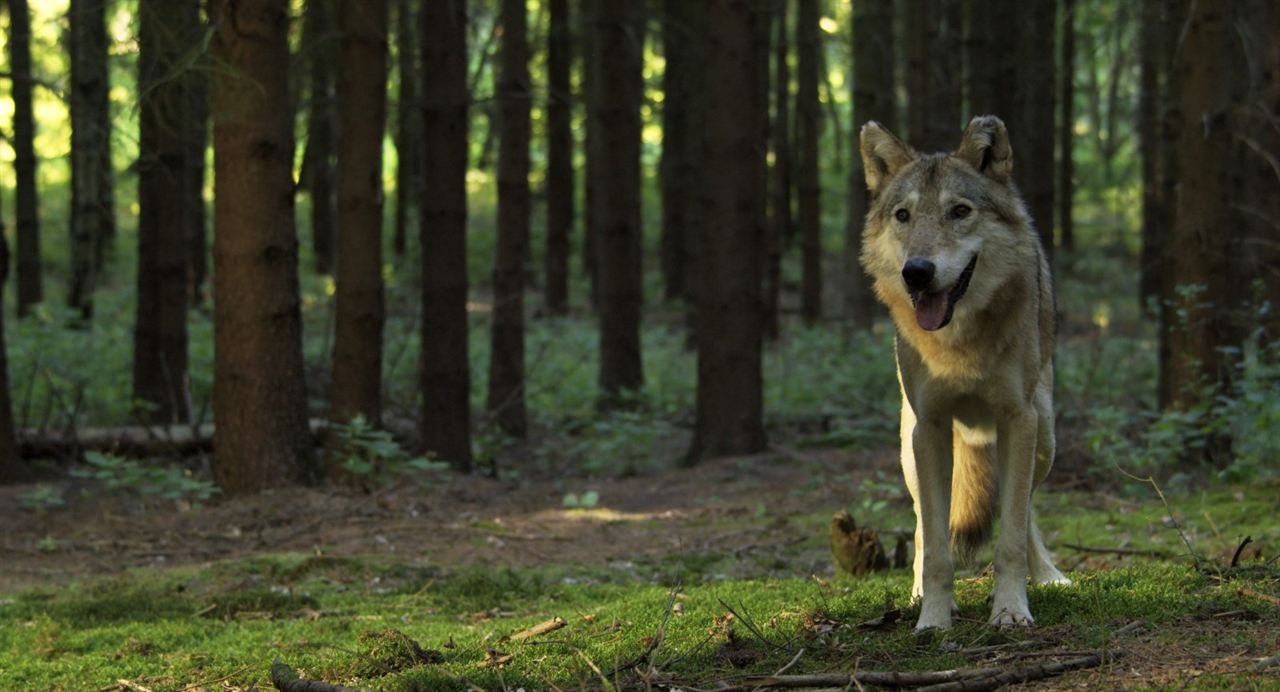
0,446,898,591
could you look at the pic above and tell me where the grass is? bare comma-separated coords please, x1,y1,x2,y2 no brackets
3,483,1279,690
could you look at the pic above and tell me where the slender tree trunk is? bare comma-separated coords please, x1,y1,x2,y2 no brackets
1020,0,1056,259
1155,0,1185,408
0,222,19,478
846,0,895,327
689,0,767,463
302,0,338,275
187,47,210,305
593,0,644,405
210,0,316,493
544,0,572,315
1137,0,1161,308
1166,1,1243,458
965,0,1017,122
134,0,198,425
68,0,114,320
1058,0,1075,252
10,0,41,316
796,0,821,324
421,0,473,471
329,0,388,459
392,0,418,258
765,0,791,339
580,0,600,309
487,0,530,437
660,0,693,303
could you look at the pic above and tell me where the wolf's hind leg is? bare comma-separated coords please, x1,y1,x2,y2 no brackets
1029,406,1070,585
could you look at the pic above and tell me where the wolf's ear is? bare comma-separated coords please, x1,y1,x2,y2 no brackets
860,122,914,196
955,115,1013,183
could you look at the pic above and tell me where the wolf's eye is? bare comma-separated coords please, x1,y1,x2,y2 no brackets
951,204,972,219
894,208,910,223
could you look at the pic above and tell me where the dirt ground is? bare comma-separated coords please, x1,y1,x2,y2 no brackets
0,446,897,592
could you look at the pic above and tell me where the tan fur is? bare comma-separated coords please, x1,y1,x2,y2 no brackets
859,116,1069,630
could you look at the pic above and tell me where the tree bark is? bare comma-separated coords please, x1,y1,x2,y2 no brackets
392,0,418,259
906,0,961,152
420,0,473,471
965,0,1018,124
1137,0,1162,309
1155,0,1185,408
580,0,600,310
796,0,821,324
688,0,767,463
593,0,645,405
1058,0,1076,251
9,0,41,317
329,0,388,459
186,46,210,305
0,228,20,477
1019,0,1056,260
134,0,200,425
1165,0,1244,457
302,0,338,275
846,0,895,327
659,0,695,304
765,0,791,339
68,0,114,320
487,0,531,437
544,0,573,315
210,0,317,493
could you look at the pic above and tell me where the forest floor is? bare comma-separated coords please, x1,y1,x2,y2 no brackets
2,446,1279,690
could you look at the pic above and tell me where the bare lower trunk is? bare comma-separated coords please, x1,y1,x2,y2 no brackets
210,0,316,493
544,0,573,315
69,0,114,319
1058,0,1076,252
10,0,42,316
0,233,20,477
302,0,338,275
796,0,821,324
392,0,418,258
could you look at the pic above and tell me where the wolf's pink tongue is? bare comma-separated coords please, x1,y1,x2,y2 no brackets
915,292,948,331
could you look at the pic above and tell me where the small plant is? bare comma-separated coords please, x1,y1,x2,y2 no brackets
562,490,600,509
329,416,449,483
19,485,65,512
71,452,220,505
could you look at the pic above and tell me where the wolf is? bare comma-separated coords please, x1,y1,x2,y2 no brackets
858,115,1070,629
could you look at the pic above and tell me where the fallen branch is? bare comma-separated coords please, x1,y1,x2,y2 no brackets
269,658,360,692
917,653,1113,691
1239,588,1280,607
1061,543,1172,559
510,616,567,642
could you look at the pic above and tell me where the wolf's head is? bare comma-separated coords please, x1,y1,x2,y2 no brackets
858,116,1036,333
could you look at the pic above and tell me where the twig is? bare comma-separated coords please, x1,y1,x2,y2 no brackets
917,652,1114,691
269,658,360,692
771,648,806,677
113,681,154,692
1255,654,1280,672
1113,465,1204,570
1239,587,1280,607
1231,536,1254,568
180,665,252,691
605,586,680,678
1112,619,1146,637
718,598,797,654
510,616,568,642
1061,543,1172,558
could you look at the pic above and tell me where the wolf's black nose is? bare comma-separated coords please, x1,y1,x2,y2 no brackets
902,259,936,290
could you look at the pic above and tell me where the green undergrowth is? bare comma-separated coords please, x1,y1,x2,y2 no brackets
3,486,1279,690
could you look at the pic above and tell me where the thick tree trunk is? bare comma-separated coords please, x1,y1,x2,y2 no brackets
1165,0,1244,460
10,0,41,316
1137,0,1162,309
210,0,317,493
965,0,1018,123
688,0,767,463
487,0,530,437
544,0,573,316
392,0,418,259
1155,0,1185,408
765,0,791,339
186,52,210,305
0,229,19,477
302,0,338,275
580,0,600,309
420,0,473,472
68,0,114,319
796,0,821,324
1058,0,1076,252
593,0,644,405
1019,0,1056,260
330,0,388,458
846,0,895,327
659,0,693,303
906,0,961,152
134,0,199,425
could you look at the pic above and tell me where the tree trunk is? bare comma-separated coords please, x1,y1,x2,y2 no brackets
1165,0,1244,459
392,0,418,259
593,0,644,405
0,221,19,477
1137,0,1162,309
688,0,767,463
1019,0,1056,260
210,0,317,493
487,0,531,437
765,0,791,339
186,47,210,305
1155,0,1185,408
302,0,338,275
68,0,114,320
330,0,388,460
846,0,895,327
906,0,961,152
580,0,600,309
544,0,572,315
659,0,692,303
10,0,41,317
420,0,473,472
1058,0,1076,252
134,0,199,425
796,0,821,324
965,0,1018,123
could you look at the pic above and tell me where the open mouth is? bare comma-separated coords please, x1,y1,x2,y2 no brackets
909,254,977,331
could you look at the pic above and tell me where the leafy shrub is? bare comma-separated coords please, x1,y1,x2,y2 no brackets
71,451,219,504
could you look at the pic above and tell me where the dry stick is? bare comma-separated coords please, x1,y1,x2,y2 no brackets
179,665,253,691
1239,587,1280,607
1114,465,1204,571
510,616,568,642
1061,543,1172,559
1230,536,1254,568
269,658,360,692
917,652,1113,692
728,652,1115,691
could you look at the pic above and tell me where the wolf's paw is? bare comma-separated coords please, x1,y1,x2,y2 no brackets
914,614,953,631
1031,564,1072,586
916,599,955,630
1035,573,1072,587
989,607,1034,628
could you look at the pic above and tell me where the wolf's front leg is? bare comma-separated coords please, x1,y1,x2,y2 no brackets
911,417,955,630
991,410,1037,627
